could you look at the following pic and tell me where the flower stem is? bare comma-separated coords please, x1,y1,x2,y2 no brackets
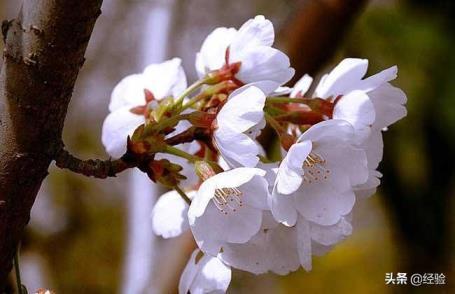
174,185,191,205
180,92,209,112
156,113,189,131
164,145,201,163
267,96,318,105
267,97,333,113
174,77,210,107
264,112,287,134
181,80,237,112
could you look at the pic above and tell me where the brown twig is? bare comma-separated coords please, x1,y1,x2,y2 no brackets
165,126,210,146
54,148,136,178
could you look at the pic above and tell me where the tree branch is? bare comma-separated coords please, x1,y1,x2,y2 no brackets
165,126,210,146
0,0,103,286
54,147,136,179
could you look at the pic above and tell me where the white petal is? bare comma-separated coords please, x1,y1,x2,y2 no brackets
101,107,144,158
191,202,263,253
361,130,384,170
333,90,375,143
189,169,267,254
275,140,312,195
369,83,407,130
315,58,368,98
179,250,201,294
231,15,274,52
188,168,266,221
196,27,237,76
256,162,279,193
311,242,333,256
316,142,369,187
271,86,293,96
109,74,146,112
295,170,355,226
217,85,266,133
269,191,298,227
151,190,194,238
232,46,295,85
298,119,354,144
232,81,280,96
220,215,300,275
358,65,397,93
179,249,231,294
310,217,352,246
355,170,382,198
236,174,269,210
291,74,313,97
296,217,312,271
143,58,187,99
215,130,260,168
313,74,328,98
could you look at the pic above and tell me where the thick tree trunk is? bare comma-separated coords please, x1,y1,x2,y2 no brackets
0,0,103,286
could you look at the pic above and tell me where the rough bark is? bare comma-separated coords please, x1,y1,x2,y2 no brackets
280,0,367,81
0,0,103,286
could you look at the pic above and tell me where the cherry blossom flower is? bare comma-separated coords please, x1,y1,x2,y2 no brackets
196,15,294,86
291,59,406,197
188,167,269,256
179,249,231,294
291,59,406,143
213,85,270,168
219,164,353,274
151,190,196,239
270,120,368,227
102,58,187,158
219,211,301,275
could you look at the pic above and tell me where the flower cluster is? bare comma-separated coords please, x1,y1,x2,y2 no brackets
102,15,407,293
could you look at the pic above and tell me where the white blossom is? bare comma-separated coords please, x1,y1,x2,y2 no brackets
213,85,269,168
188,168,269,256
179,249,231,294
291,59,406,196
270,120,368,227
102,58,187,158
151,190,195,239
196,15,294,85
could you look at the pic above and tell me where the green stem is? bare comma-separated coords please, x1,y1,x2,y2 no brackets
164,145,201,163
181,80,236,112
180,92,209,112
266,96,309,104
157,113,189,131
265,112,287,134
174,77,210,107
174,185,191,205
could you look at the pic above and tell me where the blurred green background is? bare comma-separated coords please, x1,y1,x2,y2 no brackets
1,0,453,293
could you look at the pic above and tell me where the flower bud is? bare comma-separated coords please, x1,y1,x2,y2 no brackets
187,111,216,128
194,161,218,181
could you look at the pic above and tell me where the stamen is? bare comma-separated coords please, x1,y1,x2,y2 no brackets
303,152,330,184
213,187,243,214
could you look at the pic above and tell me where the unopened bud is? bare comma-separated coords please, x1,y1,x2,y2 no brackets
187,111,216,128
194,161,217,181
205,62,242,85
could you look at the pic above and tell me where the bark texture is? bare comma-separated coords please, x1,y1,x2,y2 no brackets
0,0,103,286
